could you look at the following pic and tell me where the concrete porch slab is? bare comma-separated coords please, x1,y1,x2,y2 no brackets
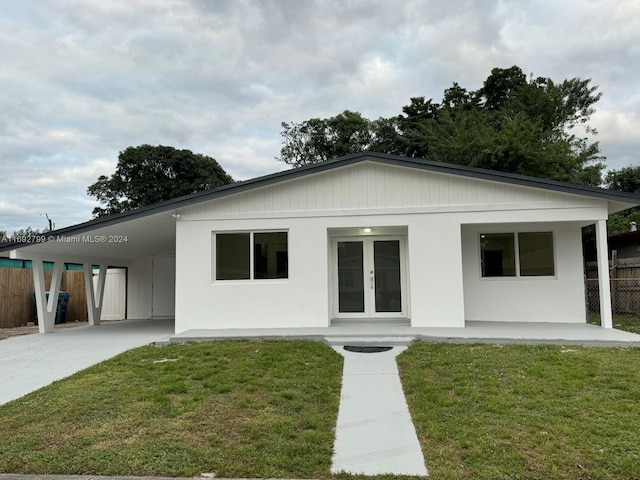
170,321,640,346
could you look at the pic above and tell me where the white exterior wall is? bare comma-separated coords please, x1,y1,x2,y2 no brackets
127,257,152,319
175,217,329,332
462,223,587,323
151,256,176,318
173,162,610,332
175,212,470,333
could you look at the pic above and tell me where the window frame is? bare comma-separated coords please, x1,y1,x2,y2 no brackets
479,231,556,279
213,230,289,283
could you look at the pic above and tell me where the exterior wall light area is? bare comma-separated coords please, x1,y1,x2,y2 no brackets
362,227,372,234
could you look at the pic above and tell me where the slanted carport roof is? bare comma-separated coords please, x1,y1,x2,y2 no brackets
2,152,640,265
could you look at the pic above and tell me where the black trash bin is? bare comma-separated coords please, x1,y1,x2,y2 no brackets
34,292,71,325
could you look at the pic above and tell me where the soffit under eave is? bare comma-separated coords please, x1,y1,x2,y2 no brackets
608,200,639,215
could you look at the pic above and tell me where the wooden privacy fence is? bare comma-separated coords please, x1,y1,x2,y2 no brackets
0,268,88,328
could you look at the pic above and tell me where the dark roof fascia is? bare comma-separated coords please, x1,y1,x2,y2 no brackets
2,152,640,253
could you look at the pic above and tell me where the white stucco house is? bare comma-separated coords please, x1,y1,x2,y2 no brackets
2,152,639,334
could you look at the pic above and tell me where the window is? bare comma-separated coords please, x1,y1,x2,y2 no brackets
480,232,554,278
215,231,288,281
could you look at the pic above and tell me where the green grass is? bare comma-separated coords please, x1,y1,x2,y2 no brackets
398,343,640,480
588,312,640,334
0,340,343,478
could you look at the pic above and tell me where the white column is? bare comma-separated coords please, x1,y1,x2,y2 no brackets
32,260,64,333
84,263,108,325
595,219,613,328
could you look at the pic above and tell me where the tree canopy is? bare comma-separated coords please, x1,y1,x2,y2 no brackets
604,165,640,236
87,145,234,217
277,66,605,186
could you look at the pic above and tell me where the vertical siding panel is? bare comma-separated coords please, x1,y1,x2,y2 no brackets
315,175,325,210
489,183,497,204
358,167,368,208
401,169,412,206
411,171,422,206
440,176,450,205
431,173,440,205
367,166,377,207
264,186,274,212
348,168,358,208
324,172,334,210
421,172,431,206
467,178,477,204
373,165,387,208
298,179,307,210
460,178,468,204
339,169,348,209
304,177,314,210
280,183,290,211
391,168,403,207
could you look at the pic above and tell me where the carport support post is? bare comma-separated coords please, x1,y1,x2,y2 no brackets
595,219,613,329
33,259,64,333
84,263,107,326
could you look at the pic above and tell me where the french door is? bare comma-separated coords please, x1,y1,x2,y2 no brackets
332,236,407,318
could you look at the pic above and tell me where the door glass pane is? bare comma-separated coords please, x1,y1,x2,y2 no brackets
337,241,364,313
374,240,402,313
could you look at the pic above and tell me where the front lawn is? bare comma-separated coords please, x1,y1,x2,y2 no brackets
398,343,640,480
0,340,343,478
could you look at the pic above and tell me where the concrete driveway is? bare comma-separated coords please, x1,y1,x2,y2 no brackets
0,318,174,406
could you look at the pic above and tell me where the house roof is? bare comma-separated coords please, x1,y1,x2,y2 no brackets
2,152,640,263
609,229,640,245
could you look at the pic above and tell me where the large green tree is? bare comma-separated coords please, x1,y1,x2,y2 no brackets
604,166,640,235
278,111,398,167
88,145,234,217
278,66,605,186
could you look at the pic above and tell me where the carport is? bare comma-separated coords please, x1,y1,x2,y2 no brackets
0,206,178,333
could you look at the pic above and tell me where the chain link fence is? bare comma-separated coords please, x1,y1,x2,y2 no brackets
585,278,640,324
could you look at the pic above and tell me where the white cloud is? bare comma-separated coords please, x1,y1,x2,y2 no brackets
0,0,638,233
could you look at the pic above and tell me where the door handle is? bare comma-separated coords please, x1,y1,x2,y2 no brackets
370,271,374,289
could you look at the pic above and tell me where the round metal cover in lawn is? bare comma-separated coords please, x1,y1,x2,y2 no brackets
344,345,393,353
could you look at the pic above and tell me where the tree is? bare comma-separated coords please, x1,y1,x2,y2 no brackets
278,66,605,186
396,66,605,186
604,166,640,235
277,111,399,167
605,166,640,194
87,145,234,217
0,230,6,241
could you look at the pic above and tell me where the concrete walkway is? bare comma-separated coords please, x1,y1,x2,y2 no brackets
0,318,174,405
329,340,428,476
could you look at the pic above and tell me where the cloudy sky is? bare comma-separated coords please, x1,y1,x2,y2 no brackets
1,0,639,234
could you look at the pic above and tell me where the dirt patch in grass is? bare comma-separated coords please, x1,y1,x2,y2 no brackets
0,340,343,478
0,321,90,339
398,343,640,480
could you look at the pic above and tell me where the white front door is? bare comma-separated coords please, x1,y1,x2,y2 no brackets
332,236,407,319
